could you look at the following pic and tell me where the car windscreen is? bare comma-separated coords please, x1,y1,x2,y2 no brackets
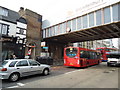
107,54,120,59
66,48,78,58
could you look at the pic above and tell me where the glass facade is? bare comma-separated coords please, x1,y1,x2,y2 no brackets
82,15,88,28
42,2,120,38
46,29,49,37
112,4,118,22
96,10,102,25
89,12,94,27
118,3,120,21
77,17,82,30
62,23,66,34
72,19,76,31
104,7,111,24
0,24,1,34
67,20,71,30
51,27,55,36
59,24,63,34
54,25,58,35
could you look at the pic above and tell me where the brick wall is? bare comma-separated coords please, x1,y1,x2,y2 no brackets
19,8,42,59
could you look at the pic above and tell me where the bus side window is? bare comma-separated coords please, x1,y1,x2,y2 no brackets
80,51,84,58
80,50,89,59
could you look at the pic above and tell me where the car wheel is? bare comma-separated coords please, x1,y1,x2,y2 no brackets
43,68,49,76
9,73,20,82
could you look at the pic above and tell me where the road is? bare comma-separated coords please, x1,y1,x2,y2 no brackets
1,62,119,89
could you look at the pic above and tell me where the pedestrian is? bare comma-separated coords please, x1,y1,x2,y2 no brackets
12,54,17,59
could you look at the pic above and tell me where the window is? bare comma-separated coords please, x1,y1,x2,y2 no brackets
77,17,82,30
46,29,49,37
112,4,119,22
43,30,46,38
72,19,76,31
63,23,66,33
2,61,8,66
105,49,110,51
67,21,71,30
96,10,102,25
82,15,88,28
51,27,55,36
54,25,58,35
16,60,28,67
0,24,2,34
96,52,101,59
97,49,103,51
104,7,111,24
2,24,8,35
66,48,78,58
20,29,25,35
48,28,51,37
60,24,63,34
0,8,8,16
29,60,40,66
9,61,17,67
17,28,25,35
89,12,94,27
80,50,87,58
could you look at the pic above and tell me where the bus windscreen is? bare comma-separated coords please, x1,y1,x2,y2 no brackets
66,48,77,58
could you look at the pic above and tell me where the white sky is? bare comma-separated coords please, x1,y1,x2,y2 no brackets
0,0,106,20
0,0,118,48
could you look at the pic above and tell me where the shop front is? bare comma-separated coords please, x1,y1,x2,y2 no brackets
2,36,25,60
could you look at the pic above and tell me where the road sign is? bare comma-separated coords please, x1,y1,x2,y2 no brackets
42,47,48,49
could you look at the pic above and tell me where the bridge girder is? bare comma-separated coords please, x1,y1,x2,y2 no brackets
43,22,120,44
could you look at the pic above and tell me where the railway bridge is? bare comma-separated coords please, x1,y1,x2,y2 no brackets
42,0,120,62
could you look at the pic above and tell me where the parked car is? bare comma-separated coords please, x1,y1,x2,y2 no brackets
0,59,51,82
36,56,53,65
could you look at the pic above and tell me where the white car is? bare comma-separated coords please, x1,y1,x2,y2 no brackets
0,59,51,82
107,58,120,66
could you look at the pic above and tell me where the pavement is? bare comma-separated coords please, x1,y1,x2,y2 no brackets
51,65,65,70
18,65,118,88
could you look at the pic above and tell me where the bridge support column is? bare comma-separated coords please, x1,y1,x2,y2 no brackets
46,42,66,66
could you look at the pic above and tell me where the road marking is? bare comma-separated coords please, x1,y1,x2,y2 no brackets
7,83,25,88
7,86,19,88
17,83,25,86
65,69,84,75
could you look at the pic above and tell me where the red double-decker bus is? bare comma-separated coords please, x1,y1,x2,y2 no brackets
64,47,101,67
96,47,117,62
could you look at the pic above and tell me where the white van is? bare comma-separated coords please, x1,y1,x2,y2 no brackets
107,51,120,67
107,58,120,66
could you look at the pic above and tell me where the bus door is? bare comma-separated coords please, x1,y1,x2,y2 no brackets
65,47,80,66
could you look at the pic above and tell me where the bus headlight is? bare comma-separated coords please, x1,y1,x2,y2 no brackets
77,60,79,64
64,59,66,63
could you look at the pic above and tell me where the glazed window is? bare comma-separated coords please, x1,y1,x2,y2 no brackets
66,48,78,58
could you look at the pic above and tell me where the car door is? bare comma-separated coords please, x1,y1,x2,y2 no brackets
28,60,42,75
15,60,32,77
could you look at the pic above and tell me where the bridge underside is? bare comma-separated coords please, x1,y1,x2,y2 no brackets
43,22,120,44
